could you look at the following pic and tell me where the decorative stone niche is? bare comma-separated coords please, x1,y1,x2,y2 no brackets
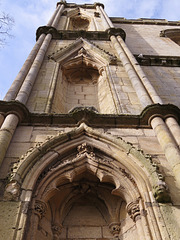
69,15,90,31
51,46,117,114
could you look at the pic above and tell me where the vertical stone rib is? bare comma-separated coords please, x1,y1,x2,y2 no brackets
45,62,60,113
46,4,60,26
52,4,64,28
111,35,152,107
96,5,109,29
3,34,46,101
151,117,180,187
116,36,163,104
99,5,114,28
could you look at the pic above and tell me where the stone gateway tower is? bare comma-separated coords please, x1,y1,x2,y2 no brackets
1,1,180,239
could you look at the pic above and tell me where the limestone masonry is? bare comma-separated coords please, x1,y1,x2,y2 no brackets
0,1,180,239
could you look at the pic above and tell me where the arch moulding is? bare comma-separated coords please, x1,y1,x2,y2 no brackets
5,123,171,240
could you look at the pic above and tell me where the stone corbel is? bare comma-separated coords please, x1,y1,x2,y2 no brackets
36,26,59,40
153,180,171,203
4,180,21,201
51,223,63,240
127,201,141,222
34,199,47,219
109,222,121,238
107,28,126,41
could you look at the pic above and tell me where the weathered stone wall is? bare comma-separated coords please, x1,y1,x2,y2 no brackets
142,66,180,107
115,24,180,56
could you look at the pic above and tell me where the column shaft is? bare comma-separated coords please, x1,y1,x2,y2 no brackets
47,5,60,26
0,114,19,167
15,4,64,105
4,34,46,101
51,4,64,28
116,36,163,104
165,117,180,147
96,5,109,29
99,5,114,28
16,33,52,104
136,218,147,240
111,35,152,107
151,117,180,187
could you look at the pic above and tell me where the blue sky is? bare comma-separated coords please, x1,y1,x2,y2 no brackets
0,0,180,99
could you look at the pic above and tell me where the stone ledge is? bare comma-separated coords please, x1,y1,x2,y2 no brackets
111,17,180,26
0,102,179,128
134,55,180,67
21,104,180,128
36,27,126,41
56,1,105,9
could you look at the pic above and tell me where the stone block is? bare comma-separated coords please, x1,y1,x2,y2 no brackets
0,201,21,240
12,126,33,143
122,85,135,93
107,128,144,136
6,142,31,158
68,226,102,238
128,92,140,104
138,136,163,154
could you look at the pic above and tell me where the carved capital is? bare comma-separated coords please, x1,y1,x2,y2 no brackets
127,201,141,222
4,181,21,201
36,26,59,40
52,223,63,240
34,200,47,219
107,28,126,41
109,222,121,237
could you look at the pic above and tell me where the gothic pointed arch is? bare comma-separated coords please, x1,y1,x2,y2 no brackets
6,123,170,240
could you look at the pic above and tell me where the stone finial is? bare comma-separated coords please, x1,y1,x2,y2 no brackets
78,47,87,56
4,181,21,201
52,223,63,240
127,201,141,222
109,222,121,238
34,200,47,219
